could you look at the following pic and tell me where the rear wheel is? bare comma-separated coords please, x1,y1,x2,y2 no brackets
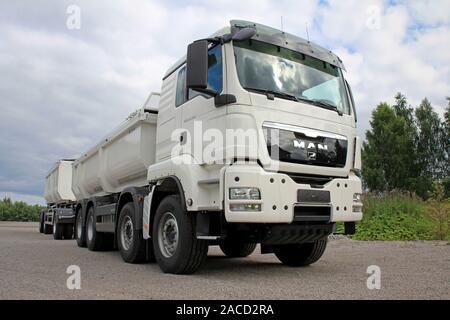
39,211,44,233
219,240,256,258
53,221,63,240
117,202,147,263
273,238,328,267
75,210,86,247
63,224,74,239
86,207,110,251
43,218,53,234
152,195,208,274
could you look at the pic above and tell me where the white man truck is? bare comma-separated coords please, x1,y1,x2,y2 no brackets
62,20,363,274
40,160,76,239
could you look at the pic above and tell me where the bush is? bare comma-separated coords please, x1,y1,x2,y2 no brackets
337,192,449,240
0,197,43,222
426,181,450,240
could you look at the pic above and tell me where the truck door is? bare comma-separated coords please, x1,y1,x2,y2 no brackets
176,44,227,164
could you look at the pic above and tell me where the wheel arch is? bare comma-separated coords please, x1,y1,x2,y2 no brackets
148,176,186,236
115,186,149,233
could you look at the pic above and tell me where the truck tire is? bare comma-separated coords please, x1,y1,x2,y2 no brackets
43,221,53,235
86,207,109,251
53,221,63,240
117,202,146,263
75,211,86,247
39,212,44,233
219,240,256,258
273,238,328,267
63,224,74,239
152,195,208,274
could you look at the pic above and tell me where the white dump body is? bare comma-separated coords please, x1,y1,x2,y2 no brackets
44,160,76,204
72,107,158,200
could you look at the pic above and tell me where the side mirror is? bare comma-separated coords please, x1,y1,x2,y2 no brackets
186,40,208,90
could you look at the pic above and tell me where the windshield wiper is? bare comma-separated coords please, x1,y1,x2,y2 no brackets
244,87,343,116
243,87,299,102
297,97,343,116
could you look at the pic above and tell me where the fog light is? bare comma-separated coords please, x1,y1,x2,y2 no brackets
229,203,261,212
352,205,362,213
353,193,362,202
229,187,261,200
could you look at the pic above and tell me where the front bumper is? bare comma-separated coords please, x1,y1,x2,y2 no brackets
224,163,363,223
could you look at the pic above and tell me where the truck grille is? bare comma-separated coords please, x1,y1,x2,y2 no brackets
263,122,348,168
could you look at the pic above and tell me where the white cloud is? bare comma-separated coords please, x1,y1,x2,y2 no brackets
0,0,448,202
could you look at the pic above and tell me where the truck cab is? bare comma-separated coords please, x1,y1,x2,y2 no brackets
143,20,363,273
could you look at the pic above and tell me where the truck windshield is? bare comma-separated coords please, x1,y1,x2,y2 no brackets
233,39,350,115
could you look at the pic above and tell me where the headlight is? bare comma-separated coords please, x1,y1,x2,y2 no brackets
230,203,261,212
353,193,362,202
229,187,261,200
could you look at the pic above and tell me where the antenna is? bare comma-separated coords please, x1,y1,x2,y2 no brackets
305,22,310,42
280,16,284,32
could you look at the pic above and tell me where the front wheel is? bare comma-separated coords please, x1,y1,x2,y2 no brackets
273,238,328,267
152,195,208,274
219,240,256,258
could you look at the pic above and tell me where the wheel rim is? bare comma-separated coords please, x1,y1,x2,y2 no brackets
120,216,134,251
157,212,179,258
87,214,94,241
76,214,82,239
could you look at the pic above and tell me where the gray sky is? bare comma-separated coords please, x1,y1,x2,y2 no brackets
0,0,449,205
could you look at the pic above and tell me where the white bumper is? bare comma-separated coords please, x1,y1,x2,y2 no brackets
224,164,363,223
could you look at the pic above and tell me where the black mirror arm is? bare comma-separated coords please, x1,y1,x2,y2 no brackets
215,94,237,107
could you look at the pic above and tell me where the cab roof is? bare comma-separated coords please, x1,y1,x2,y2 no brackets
162,20,345,80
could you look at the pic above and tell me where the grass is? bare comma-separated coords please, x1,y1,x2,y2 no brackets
337,193,449,241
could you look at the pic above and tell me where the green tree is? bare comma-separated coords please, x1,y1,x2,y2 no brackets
414,98,446,195
362,102,416,192
362,93,448,198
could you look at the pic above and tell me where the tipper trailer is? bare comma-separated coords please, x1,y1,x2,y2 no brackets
41,160,76,239
51,20,363,274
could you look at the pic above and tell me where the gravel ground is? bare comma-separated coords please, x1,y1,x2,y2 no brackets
0,222,448,300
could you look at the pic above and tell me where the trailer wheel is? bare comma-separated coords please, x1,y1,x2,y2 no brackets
75,211,86,247
117,202,146,263
53,221,63,240
219,240,256,258
63,224,74,240
39,211,44,233
273,238,328,267
43,220,53,234
86,207,109,251
152,195,208,274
